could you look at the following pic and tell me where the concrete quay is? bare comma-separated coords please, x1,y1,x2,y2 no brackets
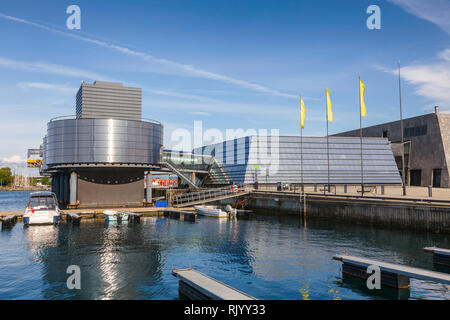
235,189,450,233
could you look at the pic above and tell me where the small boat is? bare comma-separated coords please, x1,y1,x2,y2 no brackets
23,192,60,225
103,210,129,222
194,205,236,218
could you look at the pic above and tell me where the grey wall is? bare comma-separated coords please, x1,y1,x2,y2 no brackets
77,177,144,207
335,112,450,187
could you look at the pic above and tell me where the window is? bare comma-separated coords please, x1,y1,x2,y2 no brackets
404,125,427,138
382,130,388,138
433,169,442,188
410,169,421,186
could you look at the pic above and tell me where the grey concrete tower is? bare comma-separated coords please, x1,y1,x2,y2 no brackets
76,81,142,121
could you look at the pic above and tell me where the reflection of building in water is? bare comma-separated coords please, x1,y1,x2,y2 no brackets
26,221,163,299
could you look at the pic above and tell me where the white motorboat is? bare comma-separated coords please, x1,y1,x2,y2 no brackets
103,210,129,222
194,205,236,218
23,192,60,225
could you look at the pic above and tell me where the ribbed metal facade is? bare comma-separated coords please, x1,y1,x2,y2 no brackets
43,118,163,166
195,136,402,185
76,81,142,121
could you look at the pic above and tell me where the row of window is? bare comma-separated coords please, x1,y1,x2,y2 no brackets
383,125,428,138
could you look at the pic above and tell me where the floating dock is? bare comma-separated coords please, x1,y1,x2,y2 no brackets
1,214,19,229
66,212,81,224
424,247,450,267
333,254,450,289
172,268,256,300
0,207,196,220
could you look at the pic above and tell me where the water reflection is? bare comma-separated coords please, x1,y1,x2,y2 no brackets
24,225,59,254
21,220,164,299
1,212,448,300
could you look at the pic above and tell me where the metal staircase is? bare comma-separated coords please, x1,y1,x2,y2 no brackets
161,160,199,189
161,151,231,188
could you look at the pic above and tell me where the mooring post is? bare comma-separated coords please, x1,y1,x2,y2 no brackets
344,184,347,193
428,185,432,198
303,192,307,218
381,185,385,195
314,184,317,192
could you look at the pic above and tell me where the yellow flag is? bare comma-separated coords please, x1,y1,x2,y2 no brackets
326,88,333,122
360,79,366,117
300,97,305,129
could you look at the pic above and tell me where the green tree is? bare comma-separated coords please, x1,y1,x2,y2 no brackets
0,167,13,186
41,176,51,186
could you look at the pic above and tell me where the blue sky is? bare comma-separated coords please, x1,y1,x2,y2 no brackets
0,0,449,170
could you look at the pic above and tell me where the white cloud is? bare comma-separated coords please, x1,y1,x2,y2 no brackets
376,49,450,109
1,155,23,164
188,111,210,116
17,82,77,93
439,49,450,61
0,56,105,80
0,12,297,99
387,0,450,34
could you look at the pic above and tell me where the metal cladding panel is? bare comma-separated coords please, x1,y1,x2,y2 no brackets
43,118,163,166
196,135,402,185
76,81,142,121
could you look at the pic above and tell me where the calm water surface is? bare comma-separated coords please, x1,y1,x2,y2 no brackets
0,191,449,300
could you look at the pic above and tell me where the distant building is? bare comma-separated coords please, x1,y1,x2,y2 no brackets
335,107,450,188
76,81,142,121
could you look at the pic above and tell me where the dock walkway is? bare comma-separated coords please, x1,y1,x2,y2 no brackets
172,268,256,300
333,254,450,287
424,247,450,267
0,207,196,220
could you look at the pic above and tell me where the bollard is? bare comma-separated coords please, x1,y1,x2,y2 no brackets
428,186,432,198
344,184,347,193
314,184,317,192
381,185,385,195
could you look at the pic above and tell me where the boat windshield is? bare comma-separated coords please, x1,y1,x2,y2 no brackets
28,196,57,210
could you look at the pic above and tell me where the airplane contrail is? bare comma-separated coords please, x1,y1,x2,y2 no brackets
0,12,299,99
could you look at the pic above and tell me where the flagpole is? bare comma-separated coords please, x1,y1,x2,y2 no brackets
359,74,364,196
300,94,304,193
398,61,406,196
326,91,330,193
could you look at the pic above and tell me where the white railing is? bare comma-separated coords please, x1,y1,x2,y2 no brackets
173,184,246,205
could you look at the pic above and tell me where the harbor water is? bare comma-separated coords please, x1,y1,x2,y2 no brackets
0,191,449,300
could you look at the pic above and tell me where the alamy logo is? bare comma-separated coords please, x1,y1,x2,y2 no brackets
66,5,81,30
366,5,381,30
366,265,381,290
66,265,81,289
